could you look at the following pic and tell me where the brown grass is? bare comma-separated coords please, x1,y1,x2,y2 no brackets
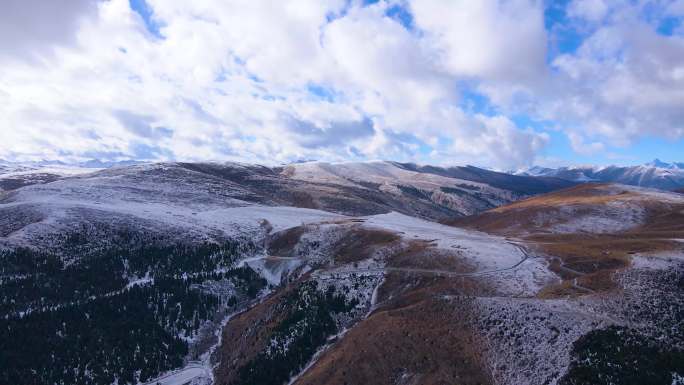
537,280,587,298
576,270,618,292
537,269,619,298
295,276,492,385
489,183,634,212
385,240,477,274
448,183,661,237
268,225,400,263
447,184,631,233
267,226,307,257
213,278,304,384
333,227,400,264
449,183,684,298
531,234,680,297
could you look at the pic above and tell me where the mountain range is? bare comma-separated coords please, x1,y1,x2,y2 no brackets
0,160,682,385
515,159,684,190
4,157,684,192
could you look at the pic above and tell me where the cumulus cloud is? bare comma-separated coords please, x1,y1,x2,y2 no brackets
547,2,684,149
0,0,97,62
567,132,606,156
0,0,682,168
443,113,549,167
410,0,547,81
567,0,609,22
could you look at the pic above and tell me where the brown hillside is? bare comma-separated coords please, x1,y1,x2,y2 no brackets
294,275,492,385
449,183,684,297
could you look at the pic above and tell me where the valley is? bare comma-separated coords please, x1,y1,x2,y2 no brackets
0,161,682,385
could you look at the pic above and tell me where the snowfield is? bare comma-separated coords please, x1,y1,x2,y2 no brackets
546,200,646,234
141,363,211,385
362,212,525,270
473,296,613,385
515,161,684,191
0,165,100,179
359,212,555,295
0,164,345,250
285,161,494,192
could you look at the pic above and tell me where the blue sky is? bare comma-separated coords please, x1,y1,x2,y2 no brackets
128,0,163,38
1,0,683,168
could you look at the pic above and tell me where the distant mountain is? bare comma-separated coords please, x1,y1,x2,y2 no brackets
452,183,684,236
645,158,684,169
392,162,574,195
0,158,142,169
1,160,682,385
0,161,575,226
515,159,684,190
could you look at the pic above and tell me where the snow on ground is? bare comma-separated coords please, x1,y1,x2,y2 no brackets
0,162,343,238
241,256,305,286
472,296,614,385
548,201,646,234
1,181,343,247
200,206,344,234
630,254,684,270
126,275,154,289
140,364,211,385
285,161,508,197
620,184,684,203
288,223,349,263
474,249,684,385
523,184,684,235
360,212,554,295
361,212,524,271
487,257,557,297
0,165,100,178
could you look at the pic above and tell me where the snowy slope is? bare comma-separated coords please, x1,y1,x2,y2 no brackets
359,212,554,295
362,211,523,271
0,163,344,250
0,160,577,249
455,183,684,236
0,164,99,192
282,161,574,218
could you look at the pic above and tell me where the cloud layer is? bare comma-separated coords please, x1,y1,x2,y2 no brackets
0,0,682,168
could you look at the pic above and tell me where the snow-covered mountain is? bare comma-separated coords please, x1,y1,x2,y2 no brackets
516,159,684,190
645,158,684,169
1,160,682,385
0,160,575,223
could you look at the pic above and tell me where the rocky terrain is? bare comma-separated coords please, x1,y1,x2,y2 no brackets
0,161,681,385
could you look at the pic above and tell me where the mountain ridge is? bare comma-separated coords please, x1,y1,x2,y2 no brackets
1,160,682,385
514,159,684,190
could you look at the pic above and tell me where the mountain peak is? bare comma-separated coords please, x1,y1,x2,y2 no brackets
513,161,684,190
646,158,672,168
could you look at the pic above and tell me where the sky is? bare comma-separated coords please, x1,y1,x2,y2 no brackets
0,0,683,169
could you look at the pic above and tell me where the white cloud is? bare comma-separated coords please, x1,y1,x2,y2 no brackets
410,0,547,82
567,131,606,156
0,0,97,62
548,6,684,149
669,0,684,16
1,0,682,168
567,0,610,22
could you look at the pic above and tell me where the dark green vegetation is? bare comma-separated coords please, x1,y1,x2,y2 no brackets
233,281,358,385
560,326,684,385
0,236,266,385
560,259,684,385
